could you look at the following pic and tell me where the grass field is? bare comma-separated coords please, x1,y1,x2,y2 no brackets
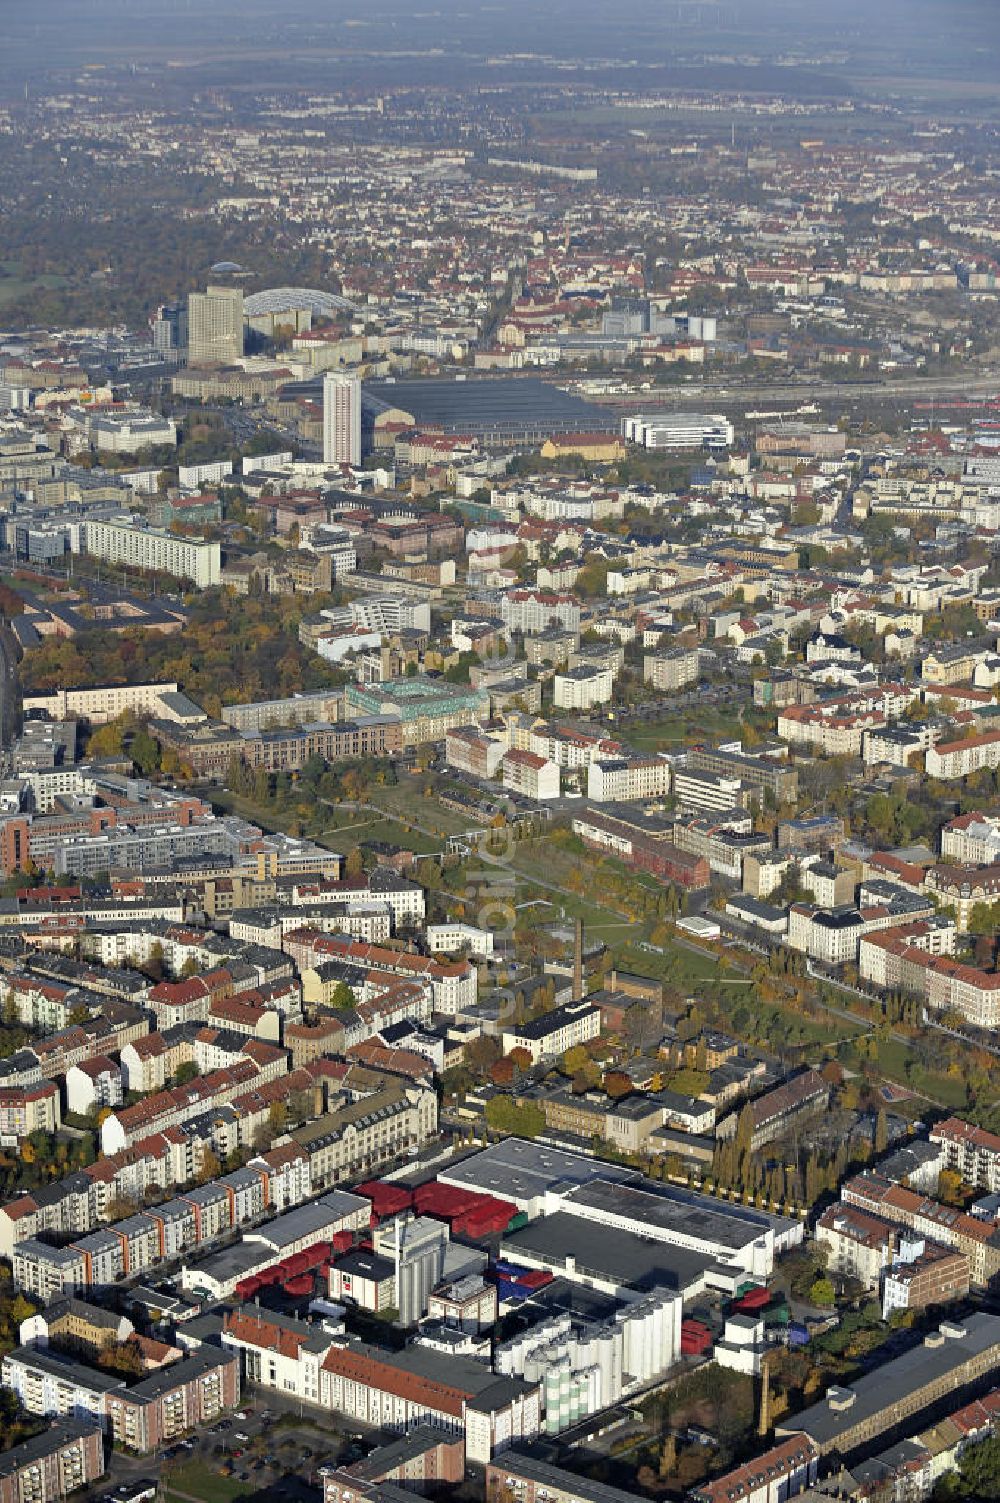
364,780,478,838
161,1461,248,1503
874,1038,969,1110
317,814,441,856
0,262,68,307
616,705,745,753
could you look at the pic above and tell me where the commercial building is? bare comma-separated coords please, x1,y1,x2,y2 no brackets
501,1001,601,1065
188,284,244,366
361,377,617,449
500,1212,705,1302
318,1339,540,1463
689,744,797,803
623,412,734,451
85,411,177,455
323,373,362,466
547,1176,798,1280
442,1141,801,1277
673,767,746,814
219,691,344,734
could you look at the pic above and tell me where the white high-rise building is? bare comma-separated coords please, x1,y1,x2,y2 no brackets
323,373,362,466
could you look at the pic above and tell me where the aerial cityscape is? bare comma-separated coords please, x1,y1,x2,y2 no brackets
3,2,1000,1502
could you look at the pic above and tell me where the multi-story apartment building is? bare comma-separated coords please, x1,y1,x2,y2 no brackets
643,647,700,692
941,811,1000,865
100,1058,261,1155
0,1080,61,1142
502,749,560,800
20,682,179,725
0,1420,105,1503
1,1348,122,1430
104,1348,239,1453
13,1242,87,1302
860,934,1000,1028
446,727,507,779
924,862,1000,931
488,1454,688,1503
82,521,221,588
552,667,613,711
290,1083,438,1189
501,590,581,636
843,1174,1000,1288
689,1436,818,1503
587,755,671,802
931,1118,1000,1194
927,729,1000,780
283,929,475,1014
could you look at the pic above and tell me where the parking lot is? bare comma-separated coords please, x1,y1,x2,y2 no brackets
80,1394,371,1503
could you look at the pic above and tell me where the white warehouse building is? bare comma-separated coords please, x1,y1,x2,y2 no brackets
623,412,734,451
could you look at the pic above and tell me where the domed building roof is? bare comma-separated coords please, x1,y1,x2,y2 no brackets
243,287,355,317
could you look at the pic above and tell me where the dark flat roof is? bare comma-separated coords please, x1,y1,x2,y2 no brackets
362,377,619,438
501,1212,706,1295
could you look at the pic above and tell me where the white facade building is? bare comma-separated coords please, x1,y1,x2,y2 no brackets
323,374,362,466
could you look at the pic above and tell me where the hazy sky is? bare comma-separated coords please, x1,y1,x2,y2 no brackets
2,0,999,93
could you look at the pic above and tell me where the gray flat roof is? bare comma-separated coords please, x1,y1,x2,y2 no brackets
783,1314,1000,1449
0,1419,103,1479
489,1450,659,1503
246,1197,365,1251
558,1177,797,1254
501,1212,706,1296
5,1346,125,1393
440,1138,636,1205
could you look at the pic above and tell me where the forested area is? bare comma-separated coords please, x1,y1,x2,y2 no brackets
20,591,348,719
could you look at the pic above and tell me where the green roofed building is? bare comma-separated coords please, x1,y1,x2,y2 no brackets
346,675,489,747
